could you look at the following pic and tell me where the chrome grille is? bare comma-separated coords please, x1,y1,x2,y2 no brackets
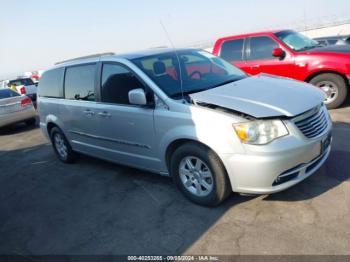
294,105,329,138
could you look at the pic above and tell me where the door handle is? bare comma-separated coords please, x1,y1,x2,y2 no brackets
98,111,112,118
83,109,95,116
251,64,260,69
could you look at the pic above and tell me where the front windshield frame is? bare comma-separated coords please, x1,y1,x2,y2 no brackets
274,30,319,52
131,49,247,99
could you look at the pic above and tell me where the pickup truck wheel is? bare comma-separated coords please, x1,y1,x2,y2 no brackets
310,73,348,109
170,142,231,206
50,127,77,163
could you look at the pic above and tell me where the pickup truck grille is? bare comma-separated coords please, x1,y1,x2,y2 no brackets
294,105,329,138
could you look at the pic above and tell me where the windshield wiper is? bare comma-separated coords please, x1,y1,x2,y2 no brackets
208,77,243,89
170,89,207,99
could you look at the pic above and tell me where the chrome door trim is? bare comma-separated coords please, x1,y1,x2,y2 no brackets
69,130,151,149
71,140,158,162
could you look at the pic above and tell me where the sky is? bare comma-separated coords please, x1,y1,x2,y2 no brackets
0,0,349,79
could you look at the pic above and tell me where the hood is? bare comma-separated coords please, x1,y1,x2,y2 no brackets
307,45,350,54
189,75,325,118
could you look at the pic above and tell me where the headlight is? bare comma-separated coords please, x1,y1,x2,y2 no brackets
233,119,288,145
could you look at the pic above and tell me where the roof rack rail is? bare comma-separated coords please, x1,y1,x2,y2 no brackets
55,52,115,65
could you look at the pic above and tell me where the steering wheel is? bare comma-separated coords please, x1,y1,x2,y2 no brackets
189,71,202,79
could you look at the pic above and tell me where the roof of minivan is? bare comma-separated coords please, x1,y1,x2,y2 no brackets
54,48,198,67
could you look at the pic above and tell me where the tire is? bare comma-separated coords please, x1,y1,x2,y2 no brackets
309,73,348,109
170,142,232,206
25,118,36,126
50,127,77,163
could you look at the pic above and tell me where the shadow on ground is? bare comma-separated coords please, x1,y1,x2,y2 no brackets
0,120,349,255
0,117,39,136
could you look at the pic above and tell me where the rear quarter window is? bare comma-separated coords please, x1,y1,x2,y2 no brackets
38,68,65,98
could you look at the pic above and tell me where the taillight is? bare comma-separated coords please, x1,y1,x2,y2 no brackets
21,97,32,107
20,86,26,94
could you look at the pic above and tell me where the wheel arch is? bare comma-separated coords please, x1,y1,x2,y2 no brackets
305,70,348,85
165,138,223,176
47,121,59,135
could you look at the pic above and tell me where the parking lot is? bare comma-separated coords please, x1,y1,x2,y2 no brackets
0,102,349,255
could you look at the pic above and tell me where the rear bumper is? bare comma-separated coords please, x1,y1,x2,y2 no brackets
220,131,331,194
0,106,36,128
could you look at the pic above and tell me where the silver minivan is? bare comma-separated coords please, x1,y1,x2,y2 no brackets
38,49,332,206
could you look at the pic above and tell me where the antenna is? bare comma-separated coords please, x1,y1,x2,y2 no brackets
159,19,184,101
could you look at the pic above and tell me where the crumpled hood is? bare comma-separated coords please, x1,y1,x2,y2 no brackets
189,75,325,118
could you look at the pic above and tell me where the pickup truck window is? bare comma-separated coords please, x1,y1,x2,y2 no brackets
219,39,244,62
248,36,278,60
9,78,34,86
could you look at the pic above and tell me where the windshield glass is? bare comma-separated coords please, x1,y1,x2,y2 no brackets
132,50,246,99
275,30,319,51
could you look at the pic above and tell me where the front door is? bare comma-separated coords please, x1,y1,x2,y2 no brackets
92,63,160,171
244,36,296,78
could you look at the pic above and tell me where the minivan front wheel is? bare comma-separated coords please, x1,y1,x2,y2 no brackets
170,142,231,206
50,127,77,163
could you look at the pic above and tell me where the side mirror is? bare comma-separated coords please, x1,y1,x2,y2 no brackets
272,47,285,59
128,88,147,106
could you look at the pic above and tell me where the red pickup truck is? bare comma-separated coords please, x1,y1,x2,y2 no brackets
213,30,350,108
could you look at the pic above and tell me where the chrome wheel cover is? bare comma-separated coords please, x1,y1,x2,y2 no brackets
54,133,68,159
179,156,214,197
317,81,339,104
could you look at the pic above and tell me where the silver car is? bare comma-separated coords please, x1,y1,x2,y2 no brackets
0,89,36,128
38,49,332,206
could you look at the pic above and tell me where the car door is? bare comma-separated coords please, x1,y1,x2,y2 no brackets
91,62,160,171
217,38,247,70
244,36,296,78
59,63,104,155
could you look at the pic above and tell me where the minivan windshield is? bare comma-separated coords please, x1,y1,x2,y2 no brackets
275,30,320,51
132,50,246,99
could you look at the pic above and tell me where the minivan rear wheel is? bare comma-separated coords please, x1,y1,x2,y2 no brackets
170,142,231,206
50,127,77,163
310,73,348,109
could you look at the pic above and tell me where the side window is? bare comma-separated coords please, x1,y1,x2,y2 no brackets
38,68,64,98
219,39,244,62
248,36,278,60
317,40,327,45
101,64,146,105
328,39,337,45
65,64,96,101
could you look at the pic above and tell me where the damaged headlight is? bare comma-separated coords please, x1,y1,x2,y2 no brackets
233,119,289,145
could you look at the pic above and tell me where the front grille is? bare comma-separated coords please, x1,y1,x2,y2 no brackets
294,106,329,138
